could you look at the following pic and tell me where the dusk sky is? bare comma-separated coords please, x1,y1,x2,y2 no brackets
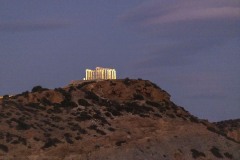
0,0,239,121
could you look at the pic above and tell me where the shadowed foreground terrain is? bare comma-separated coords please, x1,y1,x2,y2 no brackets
0,79,239,160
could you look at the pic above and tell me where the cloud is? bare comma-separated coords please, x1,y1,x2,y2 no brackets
0,21,70,32
140,7,239,26
120,0,240,68
120,0,240,37
121,0,240,25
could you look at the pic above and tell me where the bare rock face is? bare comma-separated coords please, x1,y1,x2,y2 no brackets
0,79,239,160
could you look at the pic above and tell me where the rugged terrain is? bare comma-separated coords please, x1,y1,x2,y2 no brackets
214,119,240,143
0,79,239,160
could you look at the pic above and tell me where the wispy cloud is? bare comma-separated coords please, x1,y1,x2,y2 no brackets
120,0,240,69
143,7,239,25
121,0,240,26
120,0,240,37
0,21,70,32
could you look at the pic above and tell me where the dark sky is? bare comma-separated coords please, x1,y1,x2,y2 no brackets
0,0,239,121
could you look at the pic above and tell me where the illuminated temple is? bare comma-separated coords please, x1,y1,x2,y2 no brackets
85,67,116,80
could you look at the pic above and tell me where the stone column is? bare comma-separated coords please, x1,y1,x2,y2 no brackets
111,70,113,79
113,70,116,79
104,69,107,79
86,69,91,80
107,69,110,79
93,70,96,80
101,69,104,79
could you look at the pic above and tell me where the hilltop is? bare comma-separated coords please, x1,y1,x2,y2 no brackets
0,79,239,160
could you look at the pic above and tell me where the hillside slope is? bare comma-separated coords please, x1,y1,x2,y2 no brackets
0,79,239,160
215,119,240,143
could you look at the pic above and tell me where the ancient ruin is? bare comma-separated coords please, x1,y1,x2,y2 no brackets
85,67,116,80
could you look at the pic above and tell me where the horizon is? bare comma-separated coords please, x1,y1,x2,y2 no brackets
0,0,239,121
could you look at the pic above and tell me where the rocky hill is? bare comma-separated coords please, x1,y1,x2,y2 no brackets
214,119,240,143
0,79,239,160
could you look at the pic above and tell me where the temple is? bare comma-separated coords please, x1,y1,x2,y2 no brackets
85,67,116,80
